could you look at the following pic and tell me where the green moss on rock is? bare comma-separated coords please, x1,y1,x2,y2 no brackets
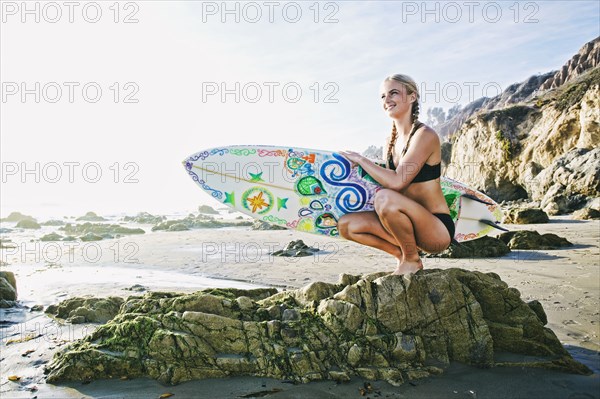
44,269,591,386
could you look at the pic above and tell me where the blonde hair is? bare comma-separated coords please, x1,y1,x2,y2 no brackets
384,74,421,165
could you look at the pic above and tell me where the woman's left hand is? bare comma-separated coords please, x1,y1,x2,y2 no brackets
338,150,363,167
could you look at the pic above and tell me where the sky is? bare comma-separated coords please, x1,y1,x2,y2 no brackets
1,0,599,218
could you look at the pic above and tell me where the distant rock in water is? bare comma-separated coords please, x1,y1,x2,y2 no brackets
0,271,17,308
60,223,145,237
0,238,16,249
498,231,572,250
45,296,124,324
0,211,36,223
124,284,147,292
198,205,219,215
41,220,66,226
251,220,287,231
76,212,107,222
40,232,65,242
80,233,104,242
152,215,252,231
167,223,189,232
123,212,166,224
503,208,549,224
44,269,591,386
16,219,41,229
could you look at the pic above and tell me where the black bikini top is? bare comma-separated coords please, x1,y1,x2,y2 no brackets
387,122,441,183
388,157,441,182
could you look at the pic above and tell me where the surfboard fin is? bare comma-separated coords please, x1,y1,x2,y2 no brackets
450,238,464,248
479,219,509,232
460,193,493,206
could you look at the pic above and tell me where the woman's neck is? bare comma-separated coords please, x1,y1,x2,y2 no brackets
393,117,414,137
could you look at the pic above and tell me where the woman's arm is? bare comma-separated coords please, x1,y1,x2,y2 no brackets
340,128,439,191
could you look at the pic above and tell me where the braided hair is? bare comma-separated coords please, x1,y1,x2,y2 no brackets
384,74,421,167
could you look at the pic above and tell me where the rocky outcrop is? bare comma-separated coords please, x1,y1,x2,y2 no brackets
0,212,36,222
40,232,65,242
16,219,41,229
573,207,600,220
60,223,145,238
251,220,287,231
529,147,600,214
438,37,599,139
446,66,599,202
497,231,572,250
271,240,320,257
198,205,219,215
44,270,590,386
0,271,17,307
503,208,549,224
152,215,252,231
76,212,107,222
123,212,166,224
539,37,600,91
436,37,599,207
45,296,124,324
423,236,510,259
41,219,66,226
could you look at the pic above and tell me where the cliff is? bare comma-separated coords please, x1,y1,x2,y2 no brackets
442,37,600,212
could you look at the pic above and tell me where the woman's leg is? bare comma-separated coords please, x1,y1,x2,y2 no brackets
373,189,452,274
338,211,403,261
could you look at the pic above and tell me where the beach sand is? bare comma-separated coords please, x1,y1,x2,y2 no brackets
1,215,598,398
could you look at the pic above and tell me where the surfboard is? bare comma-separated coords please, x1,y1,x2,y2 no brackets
183,145,504,242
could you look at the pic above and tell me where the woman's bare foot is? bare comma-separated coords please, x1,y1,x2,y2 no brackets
392,258,423,275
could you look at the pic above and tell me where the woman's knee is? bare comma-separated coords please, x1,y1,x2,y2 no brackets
374,189,404,218
337,214,352,238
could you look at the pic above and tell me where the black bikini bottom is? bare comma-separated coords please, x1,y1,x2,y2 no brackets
433,213,455,244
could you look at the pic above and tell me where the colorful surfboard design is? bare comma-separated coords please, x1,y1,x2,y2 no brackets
183,145,504,242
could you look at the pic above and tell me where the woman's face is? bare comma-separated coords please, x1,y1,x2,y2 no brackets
380,80,415,119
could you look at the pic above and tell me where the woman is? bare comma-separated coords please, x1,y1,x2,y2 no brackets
338,74,454,275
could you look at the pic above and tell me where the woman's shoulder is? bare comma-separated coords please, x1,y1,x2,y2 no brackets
415,123,440,144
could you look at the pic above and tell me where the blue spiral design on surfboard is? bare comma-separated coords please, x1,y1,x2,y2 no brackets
320,154,367,213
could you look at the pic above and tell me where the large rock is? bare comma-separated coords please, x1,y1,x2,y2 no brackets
531,147,600,214
0,271,17,305
0,211,36,222
198,205,219,215
573,207,600,220
44,270,590,386
423,236,510,258
498,231,572,250
40,232,65,242
251,220,287,231
503,208,549,224
60,223,145,237
123,212,166,224
76,212,107,222
152,215,252,231
41,219,66,226
16,219,41,229
271,240,320,257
